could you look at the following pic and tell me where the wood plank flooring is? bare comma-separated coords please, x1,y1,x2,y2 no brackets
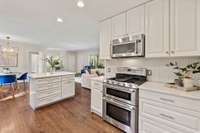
0,83,123,133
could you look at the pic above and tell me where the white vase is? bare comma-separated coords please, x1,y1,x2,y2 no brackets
183,78,193,89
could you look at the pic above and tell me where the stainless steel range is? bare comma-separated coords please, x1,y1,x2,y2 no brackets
103,67,147,133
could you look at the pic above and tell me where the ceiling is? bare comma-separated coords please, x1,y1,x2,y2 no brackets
0,0,147,51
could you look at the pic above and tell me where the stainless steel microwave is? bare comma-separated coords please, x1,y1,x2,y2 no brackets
111,34,145,58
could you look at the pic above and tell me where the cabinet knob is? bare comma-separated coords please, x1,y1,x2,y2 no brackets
171,51,175,54
166,51,169,54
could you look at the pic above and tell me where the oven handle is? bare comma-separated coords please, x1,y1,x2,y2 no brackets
103,84,136,93
103,97,135,111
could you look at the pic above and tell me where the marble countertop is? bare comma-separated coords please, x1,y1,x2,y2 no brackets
139,81,200,100
29,72,75,79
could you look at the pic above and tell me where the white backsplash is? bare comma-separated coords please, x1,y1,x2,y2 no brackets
105,57,200,83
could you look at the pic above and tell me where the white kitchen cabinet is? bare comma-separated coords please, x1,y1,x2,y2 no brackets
145,0,170,58
91,80,103,117
61,75,75,99
127,5,145,36
29,72,75,110
139,83,200,133
111,13,126,39
170,0,200,57
99,19,112,60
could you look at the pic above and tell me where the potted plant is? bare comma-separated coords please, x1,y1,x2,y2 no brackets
45,56,60,73
169,62,200,89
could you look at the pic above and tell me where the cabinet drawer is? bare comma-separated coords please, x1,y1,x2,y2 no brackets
36,90,61,99
62,75,74,81
62,80,74,85
141,100,199,130
91,81,103,91
140,117,184,133
140,90,200,112
48,77,61,83
36,79,48,85
37,92,61,107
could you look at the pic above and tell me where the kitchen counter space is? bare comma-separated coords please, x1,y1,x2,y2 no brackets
29,72,75,79
91,76,105,82
139,81,200,100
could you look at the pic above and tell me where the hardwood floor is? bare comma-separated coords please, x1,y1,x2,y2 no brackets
0,83,123,133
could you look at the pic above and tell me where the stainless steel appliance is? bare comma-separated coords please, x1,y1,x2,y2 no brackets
103,67,147,133
111,34,145,58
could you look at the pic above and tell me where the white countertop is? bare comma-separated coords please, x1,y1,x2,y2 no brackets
29,72,75,79
139,81,200,100
91,76,105,82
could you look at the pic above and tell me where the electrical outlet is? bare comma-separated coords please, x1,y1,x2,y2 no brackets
147,69,152,76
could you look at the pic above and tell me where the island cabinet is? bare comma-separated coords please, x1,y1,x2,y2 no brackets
139,82,200,133
29,72,75,110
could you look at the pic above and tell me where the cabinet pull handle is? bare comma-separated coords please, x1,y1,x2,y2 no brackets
171,51,175,54
160,98,174,103
160,113,175,120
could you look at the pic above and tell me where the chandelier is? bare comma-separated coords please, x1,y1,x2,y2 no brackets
0,36,17,55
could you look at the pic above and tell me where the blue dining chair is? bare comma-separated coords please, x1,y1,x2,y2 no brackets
17,72,28,93
0,75,17,98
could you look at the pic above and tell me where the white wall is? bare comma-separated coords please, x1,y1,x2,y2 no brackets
0,39,45,73
76,49,98,72
105,57,200,83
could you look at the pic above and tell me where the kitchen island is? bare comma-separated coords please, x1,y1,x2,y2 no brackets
29,72,75,110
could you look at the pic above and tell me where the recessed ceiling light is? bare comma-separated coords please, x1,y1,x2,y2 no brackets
57,17,63,23
77,0,84,8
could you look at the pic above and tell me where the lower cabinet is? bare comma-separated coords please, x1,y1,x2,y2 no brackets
61,76,75,99
91,80,103,117
29,74,75,110
139,89,200,133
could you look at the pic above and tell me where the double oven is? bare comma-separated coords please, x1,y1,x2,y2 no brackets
103,83,139,133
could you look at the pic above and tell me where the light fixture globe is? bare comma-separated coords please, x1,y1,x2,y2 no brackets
77,0,84,8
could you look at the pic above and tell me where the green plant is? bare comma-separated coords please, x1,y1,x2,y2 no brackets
168,62,200,79
46,56,60,69
89,55,104,69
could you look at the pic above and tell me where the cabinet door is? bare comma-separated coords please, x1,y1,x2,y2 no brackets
91,88,102,116
170,0,200,57
127,5,145,36
62,81,75,98
99,19,111,60
145,0,170,58
111,13,126,39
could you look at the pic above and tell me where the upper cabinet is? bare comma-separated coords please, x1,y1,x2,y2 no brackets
111,13,126,39
127,5,145,36
145,0,170,58
99,19,112,60
170,0,200,57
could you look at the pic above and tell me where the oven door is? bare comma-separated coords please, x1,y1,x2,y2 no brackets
103,84,137,105
103,97,137,133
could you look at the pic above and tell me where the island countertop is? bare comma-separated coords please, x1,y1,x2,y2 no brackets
29,72,75,79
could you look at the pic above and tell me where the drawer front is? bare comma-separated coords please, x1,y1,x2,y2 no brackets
48,77,61,83
140,90,200,112
62,75,74,81
37,92,61,107
140,100,199,130
91,81,103,91
36,90,61,99
62,80,74,85
36,78,49,85
140,117,184,133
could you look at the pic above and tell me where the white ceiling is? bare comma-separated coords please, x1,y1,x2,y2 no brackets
0,0,147,51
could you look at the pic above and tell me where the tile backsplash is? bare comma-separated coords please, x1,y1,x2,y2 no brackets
105,57,200,83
